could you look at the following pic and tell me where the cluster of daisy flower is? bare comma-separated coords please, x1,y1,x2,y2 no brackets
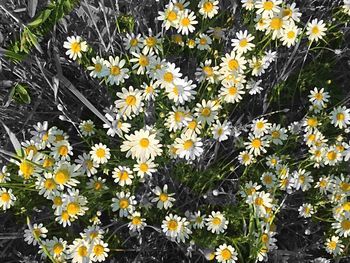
2,0,350,262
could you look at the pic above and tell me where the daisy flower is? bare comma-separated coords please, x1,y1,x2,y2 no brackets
24,223,48,246
281,23,300,48
133,159,157,178
175,133,204,161
196,33,212,50
157,3,180,30
255,0,282,18
111,191,137,217
241,0,255,11
291,169,313,192
282,3,302,22
50,140,73,161
238,150,254,166
90,143,111,164
261,172,276,189
130,50,155,75
103,113,131,138
212,120,232,142
268,124,288,145
112,166,134,186
198,0,219,19
0,188,16,210
35,172,58,198
246,79,263,95
115,86,144,119
231,30,255,54
142,32,162,55
165,106,190,132
215,244,238,263
162,213,182,239
53,162,80,190
15,152,42,180
90,240,109,262
151,184,176,210
247,191,273,217
128,211,147,232
0,165,10,183
178,11,198,36
325,236,344,255
166,77,197,105
43,236,67,261
105,56,129,85
298,203,315,218
309,87,329,108
205,211,228,234
21,139,40,156
87,56,109,78
62,188,89,219
67,238,91,263
219,81,245,104
330,106,350,129
244,134,269,156
306,19,327,42
123,33,143,53
79,120,95,137
190,211,206,229
63,36,88,60
220,50,247,75
87,176,107,192
156,62,182,88
266,15,286,40
324,146,342,166
194,99,220,125
332,215,350,237
141,81,159,101
195,59,219,84
75,153,99,177
207,26,226,41
121,129,163,161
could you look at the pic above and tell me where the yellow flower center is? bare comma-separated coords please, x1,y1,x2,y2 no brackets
78,245,88,257
110,66,121,76
53,243,63,255
168,219,178,231
58,145,69,156
54,169,69,185
118,171,129,181
132,216,142,225
55,134,64,142
327,241,337,250
263,1,274,10
139,163,149,172
53,196,62,206
319,179,327,188
96,148,106,158
203,66,214,76
239,38,248,47
19,160,34,179
67,202,80,216
42,132,49,141
271,131,280,138
312,26,320,35
199,38,207,45
119,198,129,209
261,233,269,244
167,10,177,22
33,228,41,238
342,202,350,211
251,139,262,148
94,181,102,190
139,55,149,66
146,85,154,93
256,121,264,129
1,192,10,202
221,248,232,260
173,86,179,96
264,175,273,184
174,111,183,122
71,42,81,53
164,72,174,82
95,63,102,72
202,107,211,117
44,179,56,190
270,17,283,30
130,38,138,47
283,8,292,17
146,37,156,47
93,244,104,256
228,86,237,95
188,121,197,130
228,59,239,71
139,138,150,148
25,145,37,155
287,31,295,39
125,95,137,106
340,182,350,192
212,217,221,225
307,118,318,127
336,113,345,121
61,211,70,221
255,197,264,206
203,1,214,12
181,17,190,27
159,193,168,202
183,140,194,150
341,219,350,230
327,151,337,161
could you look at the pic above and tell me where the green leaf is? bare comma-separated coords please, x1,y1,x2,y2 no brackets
14,83,31,104
27,9,52,27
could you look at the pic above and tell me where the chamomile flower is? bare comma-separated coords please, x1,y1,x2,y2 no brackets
62,188,89,219
281,23,300,48
87,176,107,192
246,79,263,95
53,162,80,190
79,120,95,137
156,62,182,88
268,124,288,145
157,3,180,30
261,172,276,189
215,244,238,263
128,211,147,232
162,214,182,239
24,223,48,246
325,236,344,255
51,140,73,161
133,159,157,178
63,36,88,60
55,210,72,227
111,191,137,217
75,153,99,177
196,33,212,50
241,0,255,11
247,191,273,217
121,128,163,161
245,134,269,156
130,50,155,75
15,152,42,180
220,50,247,75
115,86,144,119
123,33,143,53
306,19,327,42
195,59,219,84
266,15,286,40
324,146,342,166
90,240,109,262
36,172,58,198
105,56,129,85
198,0,219,19
81,225,105,241
206,211,228,234
177,10,198,35
207,26,226,41
44,237,67,261
151,184,176,210
212,120,232,142
309,87,329,108
298,203,315,218
291,169,313,192
112,166,134,186
255,0,282,18
282,3,301,22
87,56,109,78
190,211,206,229
0,188,16,210
67,238,91,263
166,77,197,105
183,117,203,136
175,133,204,161
315,176,333,195
143,32,162,55
219,81,245,104
0,165,10,183
30,121,54,148
332,215,350,237
231,30,255,54
194,99,220,125
165,106,189,132
238,150,254,166
330,106,350,129
90,143,111,164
